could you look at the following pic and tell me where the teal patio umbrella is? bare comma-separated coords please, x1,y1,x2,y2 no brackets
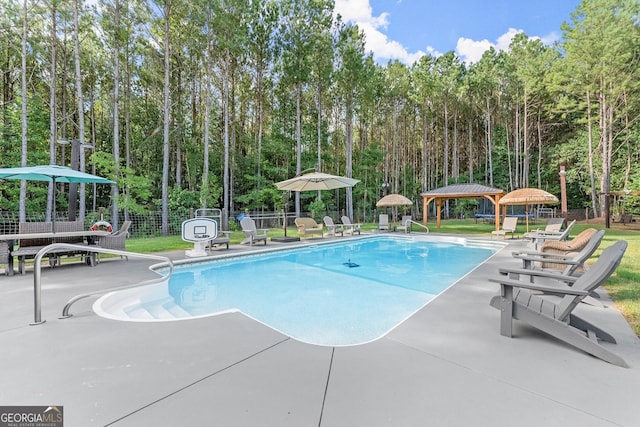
0,164,115,231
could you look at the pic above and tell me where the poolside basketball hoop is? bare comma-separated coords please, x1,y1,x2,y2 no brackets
182,217,218,257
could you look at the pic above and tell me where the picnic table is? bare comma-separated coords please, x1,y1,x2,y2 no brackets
0,230,110,276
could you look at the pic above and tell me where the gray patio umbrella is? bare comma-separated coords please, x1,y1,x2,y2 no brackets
0,164,115,232
275,172,360,192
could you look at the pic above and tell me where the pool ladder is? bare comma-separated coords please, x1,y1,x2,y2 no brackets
30,243,174,325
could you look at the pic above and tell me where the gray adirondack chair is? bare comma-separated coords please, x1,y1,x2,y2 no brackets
489,240,629,367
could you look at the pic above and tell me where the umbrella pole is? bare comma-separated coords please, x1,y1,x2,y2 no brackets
283,208,287,237
52,177,57,233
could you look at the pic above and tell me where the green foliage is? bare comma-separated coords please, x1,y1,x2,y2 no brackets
92,151,153,213
168,186,201,212
451,199,477,219
308,198,326,222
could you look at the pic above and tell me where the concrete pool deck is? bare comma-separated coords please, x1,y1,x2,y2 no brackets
1,234,639,426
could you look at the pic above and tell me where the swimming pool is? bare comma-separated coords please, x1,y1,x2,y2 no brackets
94,236,501,346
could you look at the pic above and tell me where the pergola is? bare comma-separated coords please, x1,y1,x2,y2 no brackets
421,183,505,230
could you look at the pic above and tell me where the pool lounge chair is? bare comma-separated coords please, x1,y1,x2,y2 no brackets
378,214,390,231
534,227,597,266
524,217,565,239
396,215,413,233
240,217,268,246
295,217,324,238
491,217,518,239
341,216,361,235
528,219,576,249
489,240,628,367
510,229,604,277
323,216,343,237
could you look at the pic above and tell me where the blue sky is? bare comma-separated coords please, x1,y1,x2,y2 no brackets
334,0,581,65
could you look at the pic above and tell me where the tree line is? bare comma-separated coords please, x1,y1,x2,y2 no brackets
1,0,639,233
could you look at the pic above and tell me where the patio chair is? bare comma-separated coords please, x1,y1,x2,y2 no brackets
13,222,55,274
341,216,361,235
530,227,597,267
0,240,9,275
97,220,132,261
396,215,413,233
240,216,268,246
489,240,628,367
294,217,323,238
528,219,576,249
524,217,565,240
323,216,343,237
510,229,605,277
491,216,518,239
378,214,390,231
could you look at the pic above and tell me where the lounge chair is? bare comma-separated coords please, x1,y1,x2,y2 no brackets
97,220,132,261
491,217,518,239
341,216,361,235
489,240,629,367
294,217,323,238
240,217,268,245
396,215,413,233
510,229,605,277
378,214,390,231
534,227,597,265
524,217,565,240
323,216,343,237
528,219,576,249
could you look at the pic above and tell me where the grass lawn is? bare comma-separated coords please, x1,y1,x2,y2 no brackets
125,218,640,336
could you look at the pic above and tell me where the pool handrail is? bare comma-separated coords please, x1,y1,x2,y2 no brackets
31,243,173,325
405,219,429,233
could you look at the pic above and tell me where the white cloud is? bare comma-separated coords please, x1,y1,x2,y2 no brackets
334,2,560,67
456,27,561,65
456,27,523,65
333,0,429,65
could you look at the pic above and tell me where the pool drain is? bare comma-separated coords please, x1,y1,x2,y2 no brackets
343,259,359,268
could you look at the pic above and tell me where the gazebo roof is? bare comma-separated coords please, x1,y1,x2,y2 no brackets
421,183,504,198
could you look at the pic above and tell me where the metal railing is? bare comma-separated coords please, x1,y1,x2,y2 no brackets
407,220,430,232
31,243,173,325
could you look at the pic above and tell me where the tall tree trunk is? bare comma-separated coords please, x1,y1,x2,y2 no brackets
19,0,28,222
294,82,301,217
161,2,171,235
124,38,132,222
345,96,354,220
201,31,212,210
73,0,87,221
222,56,230,230
467,119,473,182
586,90,598,217
111,0,121,230
47,1,57,222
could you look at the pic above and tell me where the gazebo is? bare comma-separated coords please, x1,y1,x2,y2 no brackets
421,183,504,229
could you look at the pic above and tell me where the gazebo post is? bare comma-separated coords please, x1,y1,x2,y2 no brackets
494,195,501,230
422,196,428,226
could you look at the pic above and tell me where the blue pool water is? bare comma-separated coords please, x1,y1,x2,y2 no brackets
95,236,499,346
